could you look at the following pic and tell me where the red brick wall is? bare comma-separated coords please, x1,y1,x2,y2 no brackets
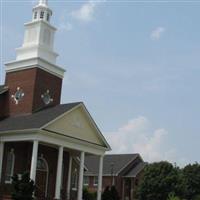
0,92,9,119
0,142,70,200
5,67,62,116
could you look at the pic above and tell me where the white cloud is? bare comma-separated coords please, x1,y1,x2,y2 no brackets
104,116,186,165
71,0,104,22
150,27,166,40
58,22,73,32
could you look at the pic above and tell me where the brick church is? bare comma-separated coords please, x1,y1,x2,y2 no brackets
0,0,111,199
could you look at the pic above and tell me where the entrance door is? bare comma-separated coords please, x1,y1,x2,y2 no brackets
35,156,49,199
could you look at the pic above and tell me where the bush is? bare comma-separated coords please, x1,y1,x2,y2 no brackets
193,195,200,200
102,186,119,200
11,172,35,200
167,193,181,200
83,187,96,200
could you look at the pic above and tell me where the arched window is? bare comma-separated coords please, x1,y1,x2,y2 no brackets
71,168,78,190
37,156,49,197
5,149,15,184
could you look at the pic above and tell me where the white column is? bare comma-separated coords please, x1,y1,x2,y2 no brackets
0,141,4,182
67,155,72,200
77,151,85,200
55,146,64,200
97,155,104,200
30,140,39,181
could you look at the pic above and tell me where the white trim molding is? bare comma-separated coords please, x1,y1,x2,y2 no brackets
5,57,65,78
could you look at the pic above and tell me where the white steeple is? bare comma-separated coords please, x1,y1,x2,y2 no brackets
5,0,65,78
39,0,48,6
32,0,52,23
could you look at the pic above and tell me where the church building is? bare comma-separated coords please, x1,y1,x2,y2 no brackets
0,0,111,199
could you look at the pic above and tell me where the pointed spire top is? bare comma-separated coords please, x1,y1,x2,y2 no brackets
38,0,48,6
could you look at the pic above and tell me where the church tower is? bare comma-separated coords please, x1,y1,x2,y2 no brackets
4,0,65,116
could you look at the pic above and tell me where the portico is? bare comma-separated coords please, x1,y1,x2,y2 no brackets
0,103,110,200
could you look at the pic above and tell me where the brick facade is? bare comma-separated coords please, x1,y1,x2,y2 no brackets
5,67,62,116
0,142,72,200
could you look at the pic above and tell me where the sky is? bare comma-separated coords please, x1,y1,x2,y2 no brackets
1,0,200,166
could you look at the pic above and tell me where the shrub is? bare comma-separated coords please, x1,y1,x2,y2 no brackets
102,186,119,200
83,187,96,200
11,172,35,200
167,193,181,200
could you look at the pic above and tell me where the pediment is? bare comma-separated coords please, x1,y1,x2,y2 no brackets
43,104,110,149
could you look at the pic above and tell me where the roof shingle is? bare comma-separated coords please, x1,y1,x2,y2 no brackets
85,154,140,175
0,102,81,132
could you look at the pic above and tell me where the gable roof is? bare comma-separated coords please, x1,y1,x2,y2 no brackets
0,102,81,132
123,162,147,177
85,154,141,176
0,85,8,95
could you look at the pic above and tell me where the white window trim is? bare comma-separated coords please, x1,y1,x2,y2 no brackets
72,168,78,190
5,149,15,184
93,176,98,186
37,155,49,197
83,176,89,186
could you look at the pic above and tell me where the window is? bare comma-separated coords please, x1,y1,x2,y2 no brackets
40,11,44,19
46,13,50,21
34,12,37,19
93,176,98,186
84,176,89,186
5,149,15,184
71,168,78,190
36,156,49,197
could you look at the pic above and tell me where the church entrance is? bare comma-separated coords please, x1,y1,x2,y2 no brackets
35,156,49,199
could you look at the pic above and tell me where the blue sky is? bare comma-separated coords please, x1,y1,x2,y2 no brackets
1,0,200,166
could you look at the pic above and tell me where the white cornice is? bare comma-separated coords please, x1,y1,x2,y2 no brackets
5,57,66,78
24,20,56,31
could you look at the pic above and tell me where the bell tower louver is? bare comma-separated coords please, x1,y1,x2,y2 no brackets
4,0,65,116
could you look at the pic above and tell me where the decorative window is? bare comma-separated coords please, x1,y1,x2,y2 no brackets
83,176,89,186
34,12,37,19
71,168,78,190
46,13,50,21
41,89,53,105
11,87,25,105
93,176,98,186
40,11,44,19
5,149,15,184
37,157,48,171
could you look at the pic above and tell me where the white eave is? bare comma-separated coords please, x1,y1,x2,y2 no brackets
5,57,66,79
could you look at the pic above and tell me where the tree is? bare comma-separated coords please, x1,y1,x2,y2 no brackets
137,161,184,200
12,172,35,200
182,163,200,200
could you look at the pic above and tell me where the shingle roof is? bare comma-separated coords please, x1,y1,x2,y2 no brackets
85,154,140,175
0,102,81,132
123,162,147,177
0,85,8,94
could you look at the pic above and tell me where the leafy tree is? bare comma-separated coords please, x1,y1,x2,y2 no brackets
182,163,200,200
137,162,184,200
12,172,35,200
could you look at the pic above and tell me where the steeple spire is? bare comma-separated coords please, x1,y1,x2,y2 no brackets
32,0,52,23
38,0,48,6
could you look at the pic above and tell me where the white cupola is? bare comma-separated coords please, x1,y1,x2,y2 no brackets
5,0,65,78
32,0,52,23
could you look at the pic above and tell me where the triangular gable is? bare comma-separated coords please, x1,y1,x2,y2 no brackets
42,103,111,150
